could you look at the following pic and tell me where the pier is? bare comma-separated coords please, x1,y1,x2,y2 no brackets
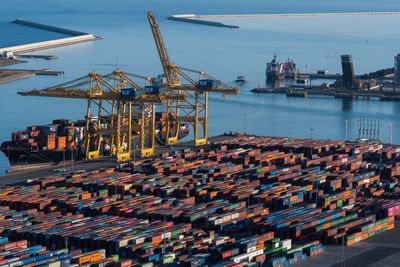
287,72,343,79
0,69,64,84
16,54,57,60
252,86,400,101
0,58,25,66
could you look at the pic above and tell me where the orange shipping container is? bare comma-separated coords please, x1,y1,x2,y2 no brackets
90,252,102,262
81,193,91,200
79,255,91,264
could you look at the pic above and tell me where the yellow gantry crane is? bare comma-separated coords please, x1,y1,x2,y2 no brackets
18,70,185,161
147,11,239,146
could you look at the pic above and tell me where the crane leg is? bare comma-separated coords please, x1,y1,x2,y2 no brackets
141,103,155,157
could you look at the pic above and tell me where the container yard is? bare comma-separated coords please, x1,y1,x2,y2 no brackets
0,134,400,266
2,8,400,267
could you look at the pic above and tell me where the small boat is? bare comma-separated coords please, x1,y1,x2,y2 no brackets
235,75,247,83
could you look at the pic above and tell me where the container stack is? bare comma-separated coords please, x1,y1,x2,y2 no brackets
0,236,131,267
0,135,399,266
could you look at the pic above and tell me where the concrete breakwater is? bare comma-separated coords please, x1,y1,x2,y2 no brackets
0,35,99,54
168,15,239,28
192,11,400,18
12,18,88,36
0,19,100,55
169,12,400,28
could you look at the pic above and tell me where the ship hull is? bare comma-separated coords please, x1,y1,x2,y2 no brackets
1,129,189,168
266,72,286,80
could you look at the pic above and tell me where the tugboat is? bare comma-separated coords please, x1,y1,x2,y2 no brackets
235,75,247,83
266,54,296,80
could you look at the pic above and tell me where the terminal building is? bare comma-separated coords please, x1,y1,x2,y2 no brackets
394,53,400,87
341,55,355,89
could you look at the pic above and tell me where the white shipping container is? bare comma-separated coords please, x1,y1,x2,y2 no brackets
135,237,145,244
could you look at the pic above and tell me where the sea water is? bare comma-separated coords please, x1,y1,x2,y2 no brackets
1,0,400,173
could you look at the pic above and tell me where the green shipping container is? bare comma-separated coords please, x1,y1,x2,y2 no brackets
368,231,375,237
99,189,108,195
163,256,174,264
171,229,180,238
272,247,283,253
140,263,154,267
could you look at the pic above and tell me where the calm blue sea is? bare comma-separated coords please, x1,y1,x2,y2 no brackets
1,0,400,173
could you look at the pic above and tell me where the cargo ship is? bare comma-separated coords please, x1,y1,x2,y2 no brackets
266,54,296,80
0,112,189,168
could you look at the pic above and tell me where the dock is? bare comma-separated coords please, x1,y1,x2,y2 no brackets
252,86,400,101
16,54,57,60
0,58,25,66
0,69,64,84
287,72,343,79
1,134,232,185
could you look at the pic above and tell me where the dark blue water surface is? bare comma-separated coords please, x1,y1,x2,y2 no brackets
1,0,400,173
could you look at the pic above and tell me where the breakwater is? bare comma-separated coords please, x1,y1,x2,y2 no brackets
168,15,239,28
196,11,400,18
12,18,88,36
0,19,100,55
169,12,400,28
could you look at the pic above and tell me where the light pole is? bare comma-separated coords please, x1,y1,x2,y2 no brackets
63,149,65,171
310,128,314,139
71,149,74,171
243,113,247,134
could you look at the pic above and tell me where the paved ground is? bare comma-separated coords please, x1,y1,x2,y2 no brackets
294,221,400,267
0,134,235,186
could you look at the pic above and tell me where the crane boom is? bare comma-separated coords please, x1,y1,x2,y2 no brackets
147,11,239,146
147,11,180,87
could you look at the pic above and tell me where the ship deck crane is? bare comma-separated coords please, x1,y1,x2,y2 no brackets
18,70,186,161
147,11,239,146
